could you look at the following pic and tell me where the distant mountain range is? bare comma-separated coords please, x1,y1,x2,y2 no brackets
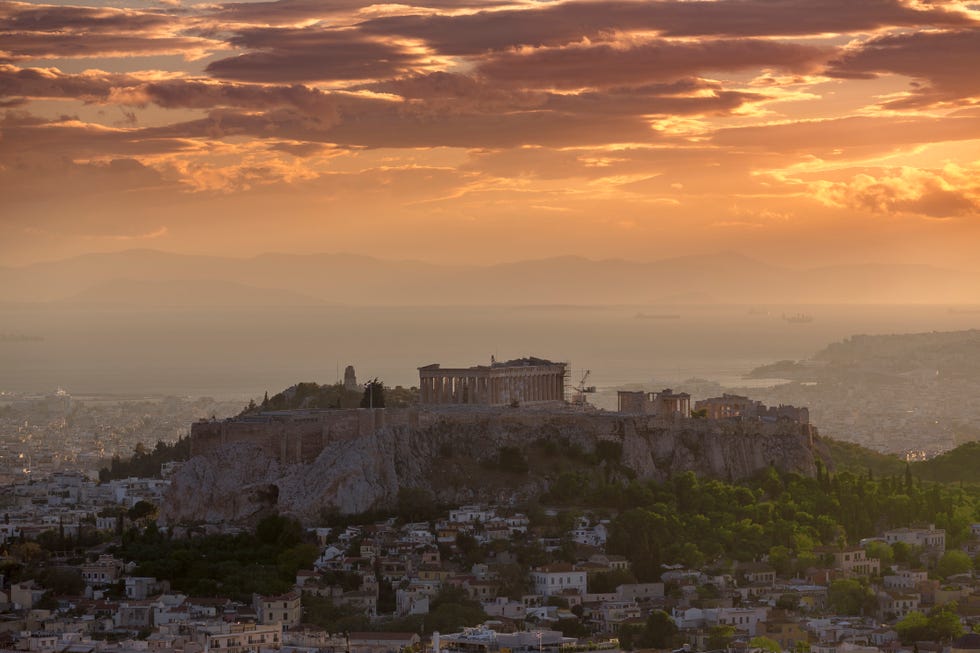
0,249,975,306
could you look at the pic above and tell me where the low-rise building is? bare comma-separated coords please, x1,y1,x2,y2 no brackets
193,621,282,653
348,632,420,653
884,525,946,555
81,555,124,587
883,568,928,591
815,546,880,578
531,564,587,597
877,590,920,620
254,592,302,629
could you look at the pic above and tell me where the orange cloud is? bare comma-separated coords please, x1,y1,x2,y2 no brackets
811,166,980,218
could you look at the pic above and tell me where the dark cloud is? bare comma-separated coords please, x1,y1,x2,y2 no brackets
897,187,978,217
204,26,426,82
0,2,212,59
0,64,127,102
0,65,369,123
139,107,338,142
142,79,343,115
266,141,328,157
324,106,659,149
365,73,760,117
209,0,501,26
477,39,828,89
0,3,170,32
0,155,173,204
357,0,975,55
826,28,980,107
0,110,196,158
0,63,758,153
463,144,764,180
363,72,545,112
0,31,210,59
137,102,658,149
541,86,764,117
711,114,980,156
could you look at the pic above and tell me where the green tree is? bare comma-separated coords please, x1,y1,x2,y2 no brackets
619,625,639,651
892,541,913,564
9,542,45,565
256,514,303,547
895,612,930,644
639,610,679,649
555,617,590,638
707,624,736,650
935,550,973,579
38,568,85,595
749,636,782,653
588,568,638,593
595,440,623,464
827,579,875,616
493,562,529,599
302,595,370,633
277,543,319,577
607,508,673,581
360,379,386,408
497,447,529,474
768,545,794,577
865,541,894,566
127,500,157,522
425,587,487,634
776,593,800,611
396,487,437,523
927,602,964,643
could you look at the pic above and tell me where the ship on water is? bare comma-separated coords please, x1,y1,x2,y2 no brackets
634,312,681,320
0,333,44,342
782,312,814,324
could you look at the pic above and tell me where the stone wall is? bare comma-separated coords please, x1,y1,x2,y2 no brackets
189,408,399,464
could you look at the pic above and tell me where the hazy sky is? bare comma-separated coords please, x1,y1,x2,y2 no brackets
2,0,980,268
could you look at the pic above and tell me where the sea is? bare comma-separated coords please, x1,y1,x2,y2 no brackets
2,303,979,410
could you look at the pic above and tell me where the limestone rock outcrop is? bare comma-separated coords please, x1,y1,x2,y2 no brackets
160,411,823,525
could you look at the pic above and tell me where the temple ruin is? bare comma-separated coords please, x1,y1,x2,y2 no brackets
418,356,567,406
616,389,692,416
694,393,809,424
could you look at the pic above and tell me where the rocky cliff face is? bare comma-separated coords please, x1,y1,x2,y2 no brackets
160,411,823,525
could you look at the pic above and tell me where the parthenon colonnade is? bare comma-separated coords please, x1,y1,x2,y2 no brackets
418,357,567,405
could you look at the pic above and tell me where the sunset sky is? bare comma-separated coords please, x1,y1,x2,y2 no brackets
2,0,980,270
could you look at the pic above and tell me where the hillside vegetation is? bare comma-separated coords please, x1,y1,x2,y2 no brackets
914,441,980,483
239,381,418,415
821,438,905,477
822,438,980,485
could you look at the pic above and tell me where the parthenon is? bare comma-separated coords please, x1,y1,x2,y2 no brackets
418,357,567,405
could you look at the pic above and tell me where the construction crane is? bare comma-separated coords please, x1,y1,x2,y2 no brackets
569,370,597,406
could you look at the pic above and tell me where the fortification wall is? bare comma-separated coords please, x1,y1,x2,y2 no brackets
190,408,406,464
190,405,814,468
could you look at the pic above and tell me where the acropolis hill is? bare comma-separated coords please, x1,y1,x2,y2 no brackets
166,359,822,525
